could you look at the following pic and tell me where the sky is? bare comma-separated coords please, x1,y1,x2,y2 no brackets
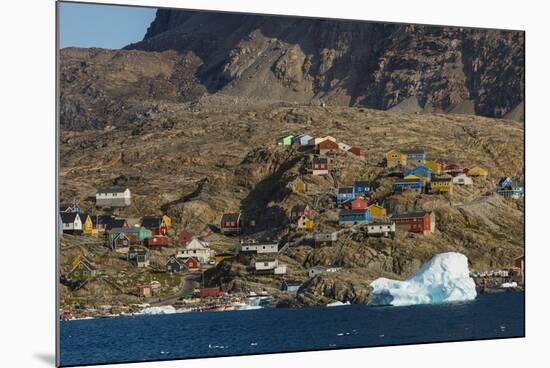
59,2,157,49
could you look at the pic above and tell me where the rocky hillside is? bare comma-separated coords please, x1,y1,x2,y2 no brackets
124,9,524,119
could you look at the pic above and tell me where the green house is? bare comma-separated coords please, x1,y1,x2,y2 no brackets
108,226,152,243
277,135,294,146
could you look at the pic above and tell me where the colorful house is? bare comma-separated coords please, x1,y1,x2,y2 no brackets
60,212,83,235
343,198,368,211
145,235,169,249
392,179,423,193
317,139,340,155
127,246,150,268
444,163,464,175
111,232,130,250
312,157,329,175
297,215,314,231
220,213,242,235
391,211,435,235
200,287,222,298
338,209,371,226
354,181,371,196
404,166,432,183
67,257,96,283
292,134,314,145
141,216,168,235
386,149,407,168
184,257,201,270
429,177,453,194
80,214,98,236
314,136,336,145
468,166,488,178
290,178,307,193
277,135,294,146
402,150,426,165
424,161,443,174
368,204,387,219
498,177,513,189
162,214,172,228
346,146,366,160
166,255,186,273
337,187,356,204
95,186,131,207
290,204,313,222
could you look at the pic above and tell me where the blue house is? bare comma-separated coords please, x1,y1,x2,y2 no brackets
404,165,432,182
498,177,513,189
166,256,185,273
292,134,314,146
393,179,423,192
354,180,372,195
337,187,356,203
338,209,371,226
281,280,302,292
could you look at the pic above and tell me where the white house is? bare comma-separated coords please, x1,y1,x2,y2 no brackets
239,241,279,255
365,222,396,237
96,187,131,207
255,259,286,274
452,173,473,185
308,265,341,278
177,238,212,263
60,212,83,234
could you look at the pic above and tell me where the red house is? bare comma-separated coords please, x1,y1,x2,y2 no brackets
199,287,221,298
183,257,201,270
312,157,329,175
346,147,366,160
141,216,168,235
220,213,242,235
177,229,194,245
290,204,313,222
317,139,340,155
391,211,435,235
145,235,169,249
344,198,368,211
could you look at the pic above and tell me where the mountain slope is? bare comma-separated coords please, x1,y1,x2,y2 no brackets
124,9,524,119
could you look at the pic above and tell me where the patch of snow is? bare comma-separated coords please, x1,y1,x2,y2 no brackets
141,306,177,315
369,252,477,307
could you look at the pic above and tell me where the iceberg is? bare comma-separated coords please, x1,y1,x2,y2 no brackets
327,301,351,307
369,252,477,306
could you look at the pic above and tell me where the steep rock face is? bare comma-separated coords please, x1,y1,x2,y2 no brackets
124,9,524,119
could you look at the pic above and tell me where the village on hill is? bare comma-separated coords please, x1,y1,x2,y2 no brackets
59,130,525,319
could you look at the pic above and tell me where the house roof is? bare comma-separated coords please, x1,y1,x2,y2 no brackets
312,157,328,164
391,211,429,219
128,246,149,255
317,140,339,149
91,215,114,226
221,213,241,223
354,181,370,187
338,187,354,194
256,258,276,263
185,238,210,250
79,213,91,222
167,256,184,265
141,216,164,228
60,212,80,223
184,257,200,264
96,186,128,194
394,179,423,184
107,219,128,228
339,209,369,216
347,147,364,156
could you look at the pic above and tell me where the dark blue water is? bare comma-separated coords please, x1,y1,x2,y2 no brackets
60,292,524,366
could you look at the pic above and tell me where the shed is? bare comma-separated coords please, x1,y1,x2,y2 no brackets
277,135,294,145
184,257,201,270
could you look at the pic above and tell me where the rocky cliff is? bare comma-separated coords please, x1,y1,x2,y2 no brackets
124,9,524,119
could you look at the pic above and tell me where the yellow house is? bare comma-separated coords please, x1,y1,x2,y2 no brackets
424,161,443,174
468,166,488,178
404,174,427,187
386,150,407,168
430,178,453,194
162,215,172,228
81,214,98,236
369,204,387,219
215,253,234,265
297,216,314,231
291,178,307,193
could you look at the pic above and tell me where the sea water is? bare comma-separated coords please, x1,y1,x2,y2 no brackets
59,292,524,366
